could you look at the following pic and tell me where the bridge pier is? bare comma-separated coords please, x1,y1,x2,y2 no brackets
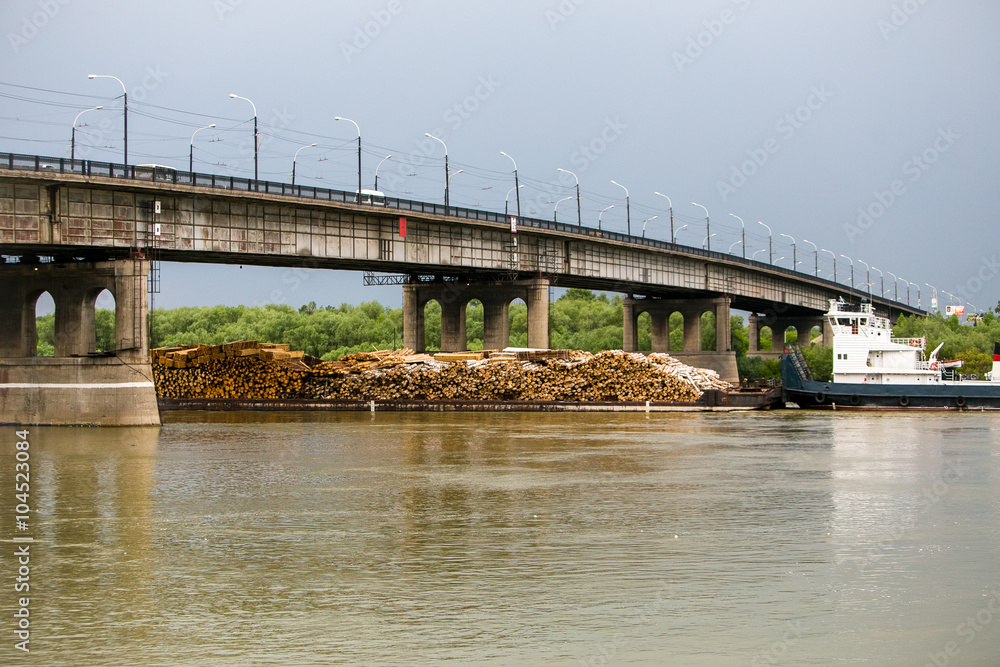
403,277,549,352
748,313,832,357
623,296,738,383
0,259,160,426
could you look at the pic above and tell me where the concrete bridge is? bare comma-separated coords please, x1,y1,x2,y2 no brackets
0,153,924,424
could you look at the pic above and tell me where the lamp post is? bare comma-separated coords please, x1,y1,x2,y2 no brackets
335,117,362,202
758,221,773,264
857,259,871,297
872,267,884,298
374,154,392,192
729,239,743,255
554,195,573,223
840,254,854,289
779,233,797,271
674,224,689,243
189,123,216,174
925,283,938,312
752,248,767,261
611,181,630,236
915,282,922,309
821,249,836,282
802,239,818,276
557,168,582,228
71,105,103,161
899,277,910,305
942,290,957,314
654,192,674,245
505,184,523,216
500,151,521,220
424,133,449,210
447,168,463,192
729,213,746,258
692,202,710,250
598,205,614,231
703,233,717,250
291,142,317,186
886,271,899,301
88,74,126,164
229,93,258,182
642,216,658,238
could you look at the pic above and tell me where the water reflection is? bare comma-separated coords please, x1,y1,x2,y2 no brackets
0,413,997,665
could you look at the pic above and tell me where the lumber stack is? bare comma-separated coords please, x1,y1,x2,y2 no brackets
151,342,733,402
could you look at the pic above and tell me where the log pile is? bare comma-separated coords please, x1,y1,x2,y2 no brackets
151,342,732,402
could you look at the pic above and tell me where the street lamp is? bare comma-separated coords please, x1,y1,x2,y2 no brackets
424,133,449,209
886,271,899,301
500,151,521,220
779,233,797,271
505,184,524,217
942,290,957,313
229,93,258,182
88,74,126,164
335,116,363,203
557,168,582,228
291,142,317,186
703,233,717,250
758,221,773,264
925,283,938,312
374,154,392,192
840,254,855,289
189,123,216,174
598,204,614,231
654,193,674,245
821,248,837,282
71,105,103,161
899,277,910,305
554,195,573,223
872,266,884,298
674,224,689,243
729,213,746,258
857,259,871,297
729,239,743,255
802,239,818,276
692,202,710,250
642,216,658,238
448,168,463,190
752,248,767,261
611,180,631,236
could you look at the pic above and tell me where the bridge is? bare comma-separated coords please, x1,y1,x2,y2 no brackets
0,152,924,424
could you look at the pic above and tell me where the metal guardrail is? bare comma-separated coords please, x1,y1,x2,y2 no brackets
0,151,921,313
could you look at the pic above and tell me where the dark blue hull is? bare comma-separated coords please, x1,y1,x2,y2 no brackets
781,353,1000,410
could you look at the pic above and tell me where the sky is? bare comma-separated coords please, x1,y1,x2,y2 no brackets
2,0,999,316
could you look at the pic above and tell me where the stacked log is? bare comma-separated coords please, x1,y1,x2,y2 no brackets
151,342,732,402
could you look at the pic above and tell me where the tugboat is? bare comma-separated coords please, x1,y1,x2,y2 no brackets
782,298,1000,410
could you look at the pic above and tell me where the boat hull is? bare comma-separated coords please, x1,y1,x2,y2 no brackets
781,354,1000,410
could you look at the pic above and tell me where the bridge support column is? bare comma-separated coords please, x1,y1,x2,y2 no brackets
0,259,159,426
625,296,738,383
402,277,550,353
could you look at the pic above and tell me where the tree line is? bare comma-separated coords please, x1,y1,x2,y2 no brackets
32,290,999,381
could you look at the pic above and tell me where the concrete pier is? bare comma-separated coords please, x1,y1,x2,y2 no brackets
0,259,160,426
403,277,549,352
623,295,739,383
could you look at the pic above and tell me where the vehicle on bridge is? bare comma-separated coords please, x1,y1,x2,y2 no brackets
783,299,1000,410
135,164,178,182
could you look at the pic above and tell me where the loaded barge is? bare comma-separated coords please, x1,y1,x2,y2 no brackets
158,386,784,413
783,299,1000,410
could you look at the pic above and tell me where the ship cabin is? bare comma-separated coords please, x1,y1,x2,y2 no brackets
826,299,941,385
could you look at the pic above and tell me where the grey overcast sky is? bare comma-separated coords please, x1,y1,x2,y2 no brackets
2,0,999,314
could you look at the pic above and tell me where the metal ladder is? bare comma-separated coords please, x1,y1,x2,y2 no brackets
786,344,814,381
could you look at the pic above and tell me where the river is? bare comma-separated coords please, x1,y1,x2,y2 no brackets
2,411,999,665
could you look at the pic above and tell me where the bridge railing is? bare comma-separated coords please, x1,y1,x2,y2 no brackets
0,151,918,312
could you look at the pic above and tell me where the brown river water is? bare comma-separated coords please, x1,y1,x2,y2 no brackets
2,411,999,665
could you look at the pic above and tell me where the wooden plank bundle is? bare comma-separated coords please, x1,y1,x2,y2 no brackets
151,342,733,402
